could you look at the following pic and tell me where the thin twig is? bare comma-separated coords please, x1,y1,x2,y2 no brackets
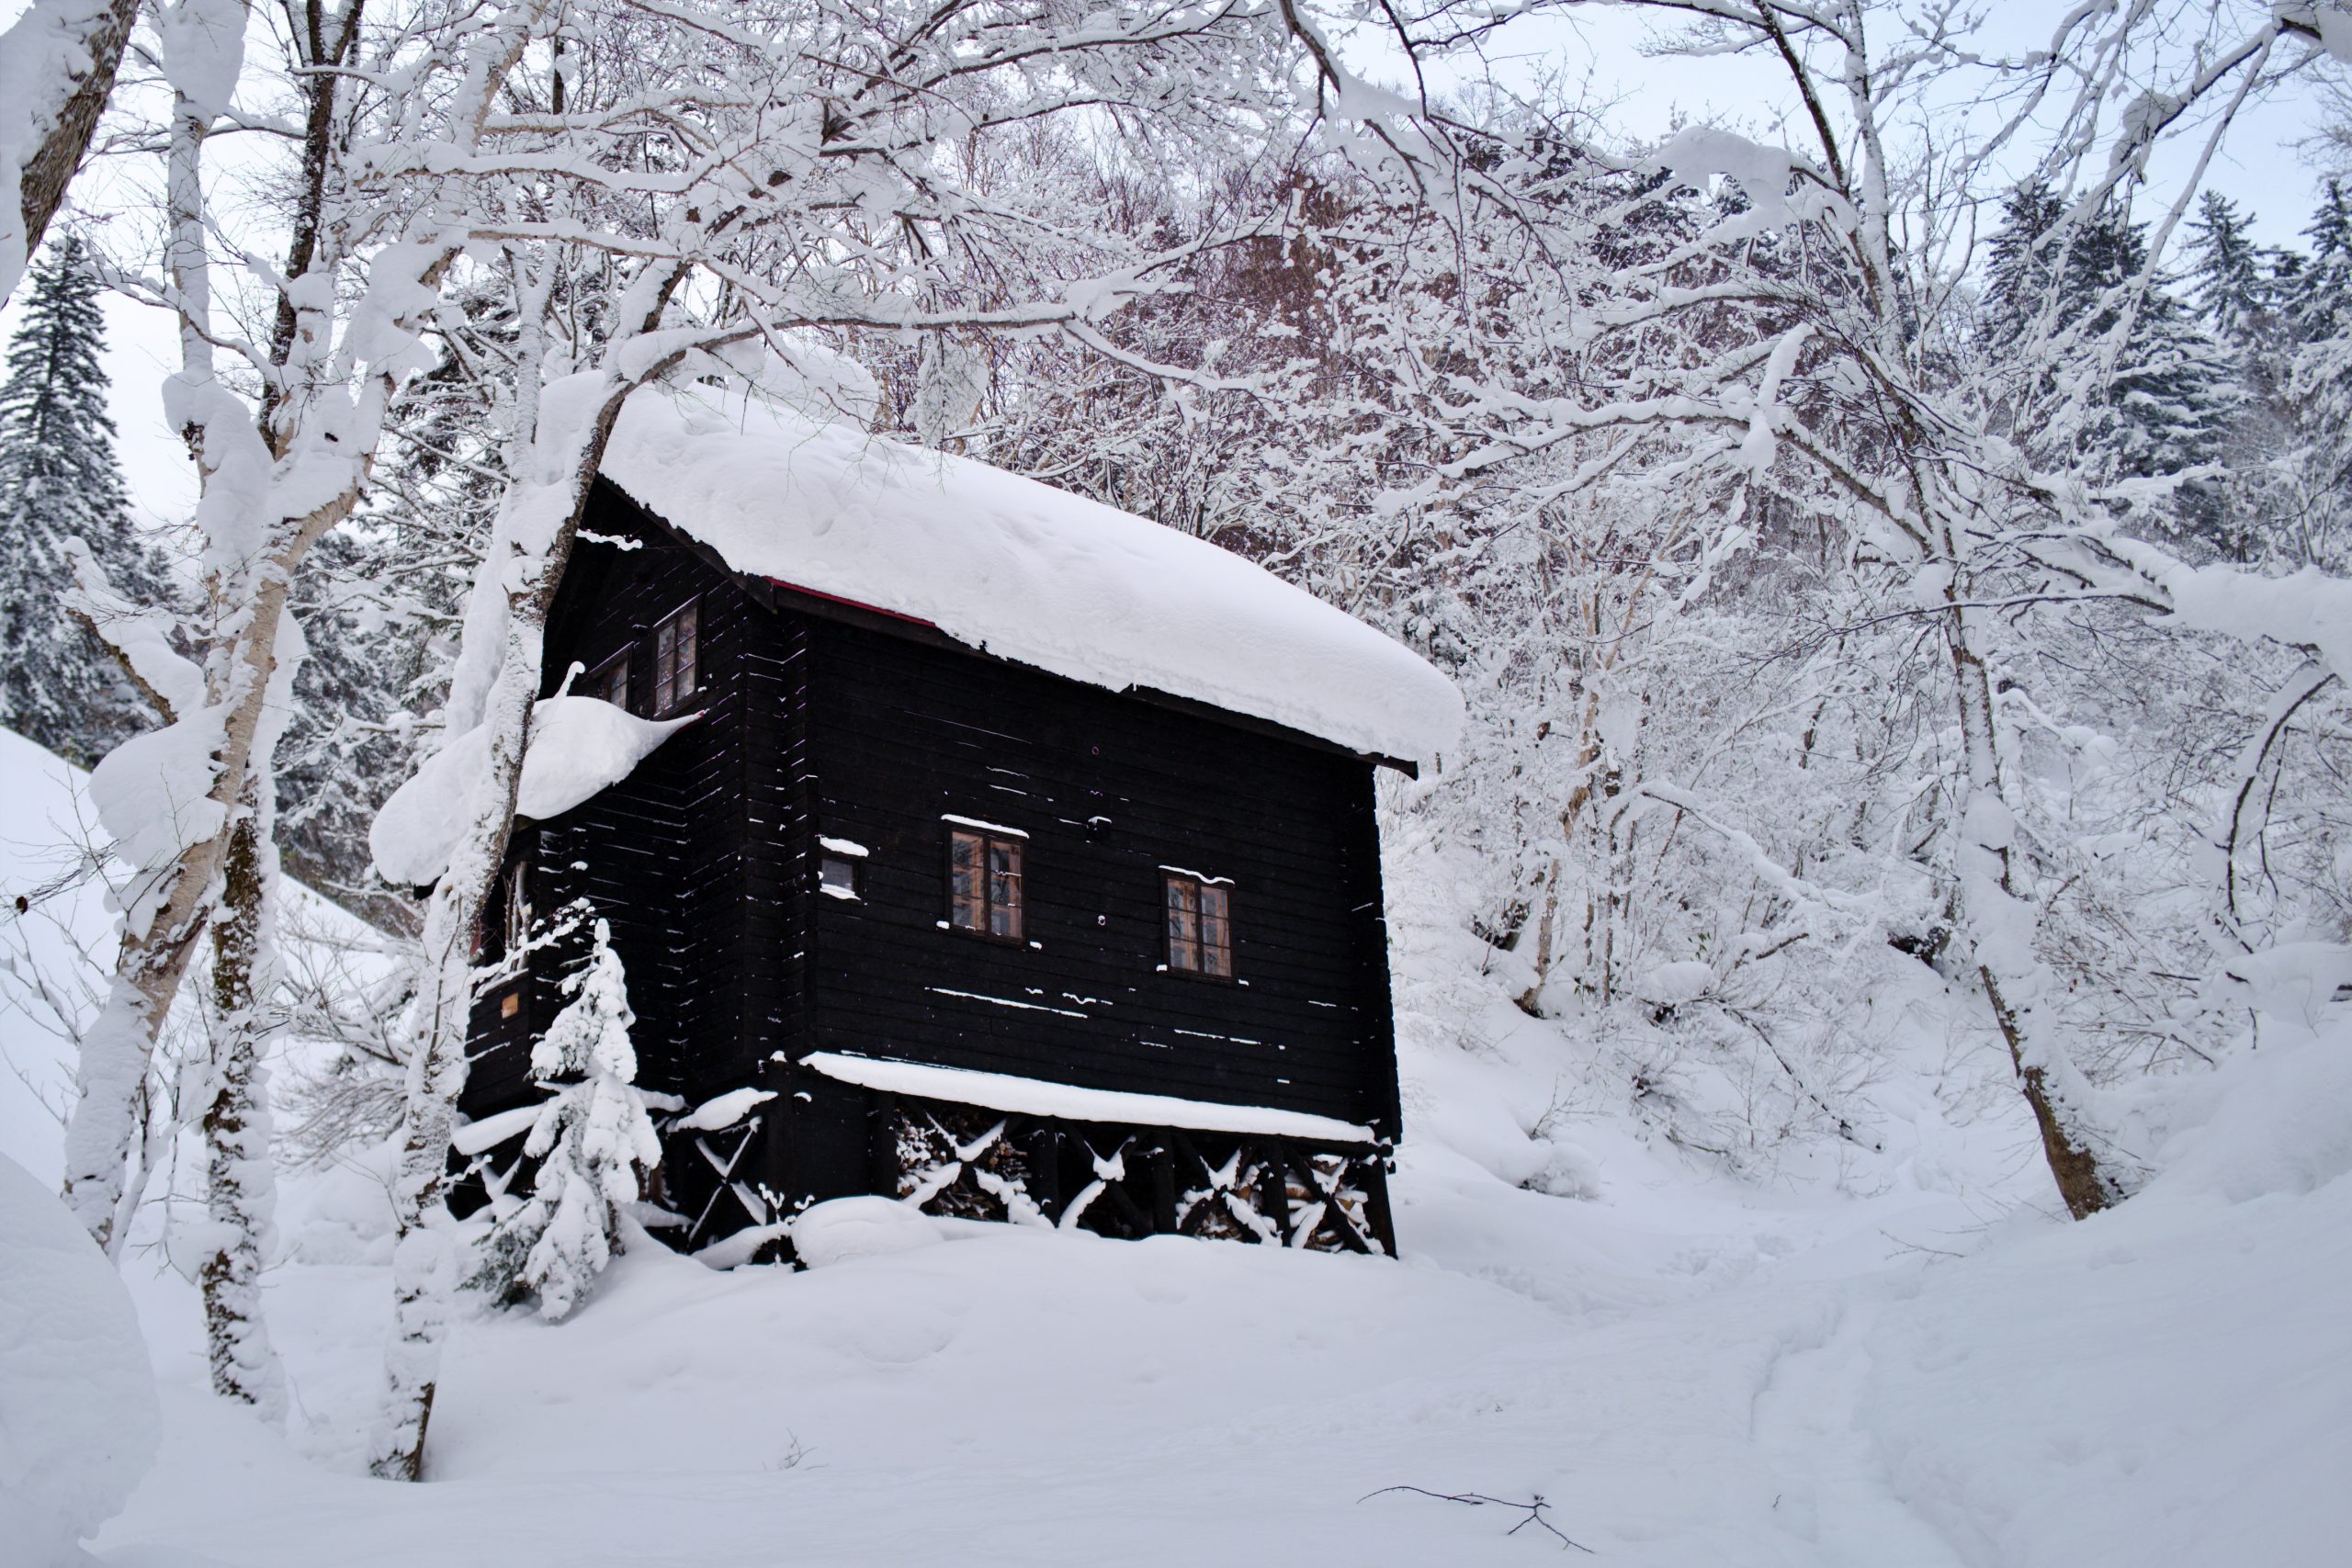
1361,1485,1597,1552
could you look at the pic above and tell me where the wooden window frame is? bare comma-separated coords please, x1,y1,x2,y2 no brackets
818,851,864,901
502,858,532,956
585,649,632,712
945,827,1025,943
1163,872,1237,981
650,597,701,716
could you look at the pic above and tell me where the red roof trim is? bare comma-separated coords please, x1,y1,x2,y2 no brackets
764,576,939,629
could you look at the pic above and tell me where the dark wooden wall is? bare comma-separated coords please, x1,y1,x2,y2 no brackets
796,615,1400,1137
467,486,765,1119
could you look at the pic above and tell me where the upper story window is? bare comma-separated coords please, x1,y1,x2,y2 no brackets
947,822,1024,941
650,598,700,715
585,649,630,709
1164,871,1234,978
502,859,532,957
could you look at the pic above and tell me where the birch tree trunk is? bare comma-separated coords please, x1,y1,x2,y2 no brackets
59,0,416,1254
0,0,141,302
372,304,673,1473
369,423,605,1480
58,86,225,1253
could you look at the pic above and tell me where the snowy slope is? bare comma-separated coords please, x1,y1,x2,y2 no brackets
0,730,105,1184
599,384,1464,763
3,728,2347,1567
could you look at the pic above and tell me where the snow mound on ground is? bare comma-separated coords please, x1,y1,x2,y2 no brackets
1634,959,1715,1006
370,697,696,886
0,1151,160,1566
789,1196,943,1269
600,386,1463,762
2143,1024,2352,1204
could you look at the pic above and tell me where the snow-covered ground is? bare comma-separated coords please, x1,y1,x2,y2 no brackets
5,725,2346,1567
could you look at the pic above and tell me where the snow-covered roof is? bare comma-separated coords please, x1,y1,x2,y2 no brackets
599,387,1463,762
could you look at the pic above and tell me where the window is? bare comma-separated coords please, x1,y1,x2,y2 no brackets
948,828,1023,940
650,599,699,715
585,650,630,710
1164,872,1234,978
503,860,531,955
496,857,533,1015
819,853,862,899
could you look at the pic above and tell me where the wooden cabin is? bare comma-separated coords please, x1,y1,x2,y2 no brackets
440,381,1460,1260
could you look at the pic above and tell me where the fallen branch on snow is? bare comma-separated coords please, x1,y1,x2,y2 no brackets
1360,1485,1596,1552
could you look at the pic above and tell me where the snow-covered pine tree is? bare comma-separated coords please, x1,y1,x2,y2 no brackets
488,911,661,1322
0,234,165,761
2186,192,2281,344
2183,193,2303,562
2283,180,2352,570
1985,190,2240,554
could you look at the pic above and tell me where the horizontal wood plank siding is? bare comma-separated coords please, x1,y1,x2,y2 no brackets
796,617,1396,1135
463,487,752,1127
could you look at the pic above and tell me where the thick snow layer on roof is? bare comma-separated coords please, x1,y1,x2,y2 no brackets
800,1051,1377,1145
599,387,1462,761
370,696,695,887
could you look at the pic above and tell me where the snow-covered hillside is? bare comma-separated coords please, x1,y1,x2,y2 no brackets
3,727,2346,1566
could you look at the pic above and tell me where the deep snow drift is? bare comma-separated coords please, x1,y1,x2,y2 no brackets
0,1150,158,1568
3,724,2346,1566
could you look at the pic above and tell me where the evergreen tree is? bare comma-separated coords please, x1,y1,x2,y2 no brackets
1984,187,2238,549
2183,193,2307,561
0,236,166,761
481,910,662,1321
2282,180,2352,569
2289,178,2352,347
2185,192,2279,342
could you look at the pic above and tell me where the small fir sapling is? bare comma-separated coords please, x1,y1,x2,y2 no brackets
477,907,662,1320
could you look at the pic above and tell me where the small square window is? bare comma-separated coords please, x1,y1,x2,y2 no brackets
651,599,700,715
1165,873,1233,978
585,650,630,710
819,853,862,900
948,828,1023,941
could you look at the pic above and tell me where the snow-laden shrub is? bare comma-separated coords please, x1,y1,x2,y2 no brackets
478,913,662,1320
0,1152,159,1565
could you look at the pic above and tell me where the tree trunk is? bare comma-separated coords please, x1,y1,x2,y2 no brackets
372,370,638,1481
198,807,287,1420
1,0,141,302
1941,574,2117,1220
369,504,571,1481
57,90,220,1251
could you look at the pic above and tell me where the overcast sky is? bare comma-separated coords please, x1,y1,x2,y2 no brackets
3,2,2339,533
